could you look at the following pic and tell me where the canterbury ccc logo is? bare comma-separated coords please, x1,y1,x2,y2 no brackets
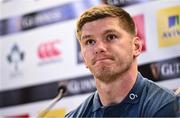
38,40,61,59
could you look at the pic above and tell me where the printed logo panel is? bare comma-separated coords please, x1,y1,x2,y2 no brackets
157,6,180,47
6,43,25,78
38,108,66,118
0,74,95,108
104,0,150,7
4,114,29,118
59,75,95,96
138,56,180,81
76,38,83,64
0,0,100,36
37,40,63,66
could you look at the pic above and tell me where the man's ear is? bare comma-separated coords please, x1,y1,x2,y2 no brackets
133,37,142,58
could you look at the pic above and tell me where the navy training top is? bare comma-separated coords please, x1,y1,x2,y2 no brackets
65,73,176,117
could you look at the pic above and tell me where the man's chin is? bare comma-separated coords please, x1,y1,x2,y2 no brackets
94,70,116,83
96,75,117,83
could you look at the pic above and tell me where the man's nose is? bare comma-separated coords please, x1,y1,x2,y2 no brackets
94,41,107,54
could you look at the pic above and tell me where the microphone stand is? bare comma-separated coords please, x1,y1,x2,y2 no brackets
38,88,65,118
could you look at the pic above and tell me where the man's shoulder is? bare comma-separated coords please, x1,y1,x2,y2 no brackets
141,78,176,116
144,78,175,100
65,92,95,117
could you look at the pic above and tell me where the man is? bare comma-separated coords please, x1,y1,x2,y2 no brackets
65,5,176,117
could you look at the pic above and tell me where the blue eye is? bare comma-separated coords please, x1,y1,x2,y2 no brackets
86,39,96,45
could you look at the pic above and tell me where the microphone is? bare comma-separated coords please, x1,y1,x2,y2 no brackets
38,85,67,118
58,85,67,95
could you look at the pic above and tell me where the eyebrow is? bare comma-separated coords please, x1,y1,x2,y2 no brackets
80,29,118,41
81,35,92,41
103,29,117,35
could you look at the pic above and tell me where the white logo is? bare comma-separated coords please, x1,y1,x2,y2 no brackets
129,93,138,100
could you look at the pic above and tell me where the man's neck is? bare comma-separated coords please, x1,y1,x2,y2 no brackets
95,64,138,106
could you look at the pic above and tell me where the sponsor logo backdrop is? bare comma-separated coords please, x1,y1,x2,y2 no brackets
0,0,179,117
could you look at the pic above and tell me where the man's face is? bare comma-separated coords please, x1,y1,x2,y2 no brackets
79,17,139,83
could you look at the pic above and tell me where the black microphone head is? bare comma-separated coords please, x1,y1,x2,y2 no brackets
58,85,67,94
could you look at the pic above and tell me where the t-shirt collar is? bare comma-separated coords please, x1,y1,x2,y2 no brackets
92,72,145,112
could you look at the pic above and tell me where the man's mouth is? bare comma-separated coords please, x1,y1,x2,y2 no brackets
94,57,113,65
